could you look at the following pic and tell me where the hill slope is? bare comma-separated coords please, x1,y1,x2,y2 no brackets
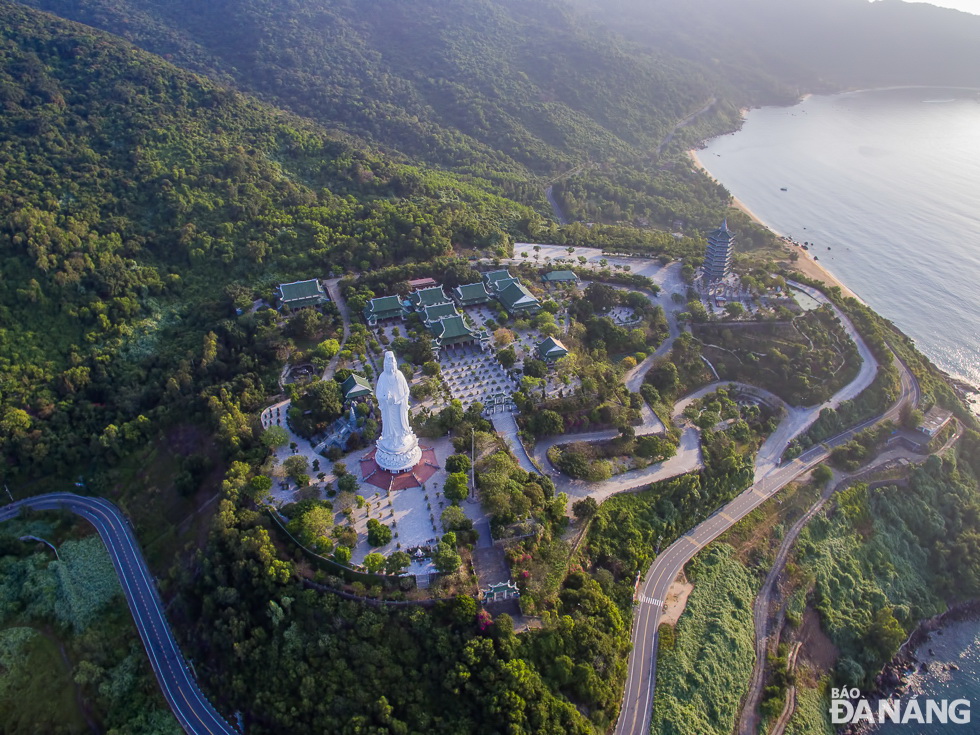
0,1,531,474
16,0,723,177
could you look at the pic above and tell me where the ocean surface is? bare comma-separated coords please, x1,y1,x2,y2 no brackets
697,86,980,726
696,87,980,404
874,616,980,734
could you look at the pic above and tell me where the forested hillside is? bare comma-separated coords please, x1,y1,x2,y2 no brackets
0,2,533,477
13,0,749,231
14,0,722,180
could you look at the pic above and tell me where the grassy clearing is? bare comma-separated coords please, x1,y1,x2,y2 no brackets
54,536,123,632
721,477,823,570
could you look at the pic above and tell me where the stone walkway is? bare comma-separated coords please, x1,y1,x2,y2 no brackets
491,410,538,474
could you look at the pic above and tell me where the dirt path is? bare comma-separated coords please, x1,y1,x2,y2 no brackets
770,642,803,735
658,574,694,627
654,97,716,158
737,471,837,735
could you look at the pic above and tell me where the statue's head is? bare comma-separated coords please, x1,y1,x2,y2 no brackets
384,350,397,373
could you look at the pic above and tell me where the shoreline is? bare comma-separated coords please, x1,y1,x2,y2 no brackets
839,599,980,735
687,148,861,301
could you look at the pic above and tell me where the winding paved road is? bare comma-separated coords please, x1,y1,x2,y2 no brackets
0,493,237,735
614,329,916,735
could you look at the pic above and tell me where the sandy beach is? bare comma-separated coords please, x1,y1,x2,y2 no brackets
687,149,859,300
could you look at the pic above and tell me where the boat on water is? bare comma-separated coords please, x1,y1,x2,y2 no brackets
780,187,788,191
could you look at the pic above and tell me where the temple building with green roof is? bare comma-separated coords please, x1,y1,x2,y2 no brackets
482,269,514,290
421,302,461,327
340,373,373,402
429,314,490,352
495,281,541,315
481,269,541,315
451,282,492,307
407,285,451,311
364,295,409,325
537,337,569,362
277,279,328,310
541,270,579,284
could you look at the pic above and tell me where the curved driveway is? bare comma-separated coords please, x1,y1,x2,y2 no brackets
539,380,791,506
752,281,880,480
0,493,237,735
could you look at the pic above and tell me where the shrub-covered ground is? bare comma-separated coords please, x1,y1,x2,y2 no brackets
0,522,178,734
650,545,757,735
784,679,834,735
696,305,860,406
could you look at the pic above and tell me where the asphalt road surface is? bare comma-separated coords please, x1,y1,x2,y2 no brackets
0,493,237,735
614,353,917,735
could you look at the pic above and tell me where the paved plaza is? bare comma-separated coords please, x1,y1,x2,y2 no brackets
262,433,486,577
343,436,486,575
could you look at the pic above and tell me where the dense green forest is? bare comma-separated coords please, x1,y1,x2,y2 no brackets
168,461,629,733
2,0,979,732
0,5,714,730
13,0,750,234
795,457,980,688
14,0,720,176
0,1,539,478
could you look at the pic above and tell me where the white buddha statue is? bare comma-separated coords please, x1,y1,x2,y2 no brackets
374,351,422,471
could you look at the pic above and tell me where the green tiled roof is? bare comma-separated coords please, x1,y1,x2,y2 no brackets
489,276,519,294
542,270,579,282
538,337,569,360
408,286,450,309
452,282,491,304
482,269,513,286
431,315,477,342
279,279,327,304
422,302,459,324
496,281,540,311
341,373,373,399
364,295,407,320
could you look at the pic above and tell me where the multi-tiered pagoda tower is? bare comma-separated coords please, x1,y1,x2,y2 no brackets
703,220,735,282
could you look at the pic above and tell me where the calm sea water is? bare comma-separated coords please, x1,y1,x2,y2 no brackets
699,86,980,726
874,617,980,734
697,87,980,401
